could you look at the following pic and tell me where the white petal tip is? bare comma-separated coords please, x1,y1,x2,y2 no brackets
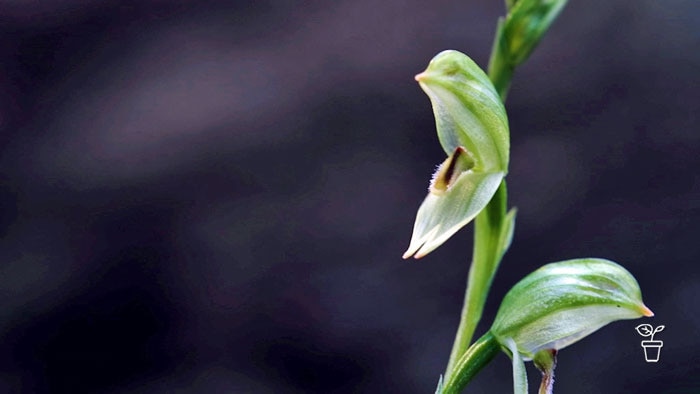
402,244,425,259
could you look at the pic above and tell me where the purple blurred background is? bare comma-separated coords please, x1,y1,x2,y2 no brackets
0,0,698,392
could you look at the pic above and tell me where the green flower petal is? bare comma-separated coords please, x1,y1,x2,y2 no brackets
403,168,504,259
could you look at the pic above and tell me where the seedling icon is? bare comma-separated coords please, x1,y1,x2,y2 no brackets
635,324,664,362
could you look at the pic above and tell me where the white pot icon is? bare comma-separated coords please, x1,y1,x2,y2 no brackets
635,324,664,363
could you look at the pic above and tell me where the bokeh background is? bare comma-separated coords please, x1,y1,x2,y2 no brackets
0,0,698,392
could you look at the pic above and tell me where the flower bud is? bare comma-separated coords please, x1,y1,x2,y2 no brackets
403,50,510,259
502,0,568,66
490,258,653,359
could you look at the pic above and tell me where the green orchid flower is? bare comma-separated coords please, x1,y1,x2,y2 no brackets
491,258,653,359
441,259,652,394
403,50,509,259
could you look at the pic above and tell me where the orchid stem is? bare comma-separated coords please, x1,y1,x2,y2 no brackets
444,17,514,380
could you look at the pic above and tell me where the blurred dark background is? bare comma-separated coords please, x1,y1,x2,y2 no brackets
0,0,697,393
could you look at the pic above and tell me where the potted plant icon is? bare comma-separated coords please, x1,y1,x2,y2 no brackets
635,324,664,362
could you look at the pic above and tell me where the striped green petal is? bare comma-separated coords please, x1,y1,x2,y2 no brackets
491,258,653,359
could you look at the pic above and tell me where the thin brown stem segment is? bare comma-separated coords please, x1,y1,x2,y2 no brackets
534,349,558,394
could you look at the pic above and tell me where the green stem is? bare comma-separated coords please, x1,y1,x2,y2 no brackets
444,18,516,380
445,181,508,375
488,18,515,100
442,332,501,394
